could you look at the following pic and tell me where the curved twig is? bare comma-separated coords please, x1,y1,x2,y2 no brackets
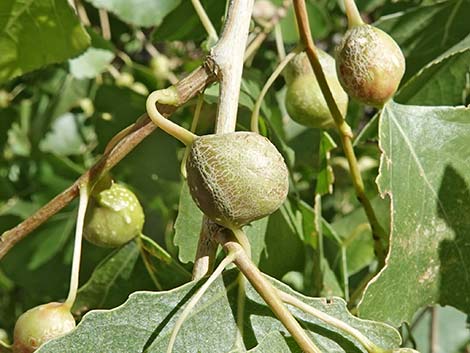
0,65,217,260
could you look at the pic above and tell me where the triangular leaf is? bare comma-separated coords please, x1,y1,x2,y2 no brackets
39,270,401,352
359,101,470,326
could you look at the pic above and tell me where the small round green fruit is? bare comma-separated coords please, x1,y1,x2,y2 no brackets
335,24,405,106
284,51,348,129
13,302,75,353
84,182,144,248
186,132,289,229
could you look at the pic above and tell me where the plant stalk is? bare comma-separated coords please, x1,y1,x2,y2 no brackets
191,0,219,43
181,94,205,178
292,0,387,265
146,88,197,146
344,0,364,28
278,290,385,353
244,0,291,63
210,0,254,133
217,231,323,353
250,48,300,133
137,236,163,290
313,193,324,295
192,0,254,278
64,185,89,309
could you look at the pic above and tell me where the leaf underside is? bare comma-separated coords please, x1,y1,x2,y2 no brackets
39,270,401,353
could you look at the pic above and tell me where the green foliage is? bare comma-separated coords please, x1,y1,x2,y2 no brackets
358,102,470,326
37,271,401,353
84,0,181,27
0,0,90,83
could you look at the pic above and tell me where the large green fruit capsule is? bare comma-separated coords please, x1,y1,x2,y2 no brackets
84,182,144,247
13,302,75,353
335,24,405,106
186,132,289,229
284,51,348,129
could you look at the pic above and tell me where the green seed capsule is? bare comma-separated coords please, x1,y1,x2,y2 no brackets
84,183,144,247
13,302,75,353
284,50,348,129
335,24,405,106
186,132,289,229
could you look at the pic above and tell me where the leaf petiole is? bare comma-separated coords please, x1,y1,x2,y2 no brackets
166,251,238,353
146,88,197,146
64,184,89,310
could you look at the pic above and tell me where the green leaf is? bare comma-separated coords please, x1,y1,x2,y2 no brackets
27,213,75,270
72,241,140,315
69,48,114,79
173,182,203,264
358,101,470,326
396,34,470,106
153,0,224,42
0,198,39,219
259,200,307,279
39,270,401,353
0,0,90,83
85,0,181,27
139,234,191,288
39,113,85,155
375,0,470,80
248,331,296,352
411,306,469,353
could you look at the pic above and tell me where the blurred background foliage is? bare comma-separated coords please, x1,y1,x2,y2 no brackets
0,0,469,351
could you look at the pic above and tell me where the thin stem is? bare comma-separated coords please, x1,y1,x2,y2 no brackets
244,0,291,63
348,271,375,309
0,65,217,260
250,49,299,132
344,0,364,28
191,0,254,278
146,88,197,146
313,194,324,295
166,252,238,353
292,0,387,265
191,0,219,43
340,246,349,301
181,94,204,178
217,231,323,353
104,123,137,154
0,340,12,350
135,31,179,85
98,8,111,40
64,185,89,309
230,228,251,259
137,235,163,290
140,234,191,278
278,290,385,353
75,0,91,26
274,23,286,60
